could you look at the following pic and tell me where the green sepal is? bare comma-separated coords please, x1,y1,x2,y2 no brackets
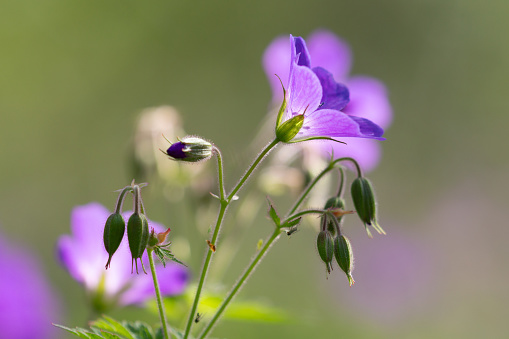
334,235,355,286
274,74,287,129
127,213,149,273
275,114,304,142
285,136,347,144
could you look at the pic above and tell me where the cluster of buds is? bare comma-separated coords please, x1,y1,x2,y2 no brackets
316,172,383,286
103,181,174,274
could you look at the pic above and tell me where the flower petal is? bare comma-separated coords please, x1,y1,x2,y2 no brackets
291,35,311,68
313,67,349,111
298,109,384,139
307,30,352,82
343,76,393,129
262,35,290,101
287,38,322,121
119,263,189,305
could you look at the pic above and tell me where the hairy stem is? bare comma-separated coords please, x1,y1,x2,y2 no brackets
183,138,279,339
147,248,171,339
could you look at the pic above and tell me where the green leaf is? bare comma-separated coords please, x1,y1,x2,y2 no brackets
124,321,154,339
53,324,96,338
267,198,280,227
157,247,187,267
90,315,135,339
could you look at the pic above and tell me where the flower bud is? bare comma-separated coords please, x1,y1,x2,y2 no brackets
275,115,304,143
334,235,354,286
127,212,149,274
351,177,385,236
164,136,213,162
322,197,346,236
316,230,334,275
103,213,126,269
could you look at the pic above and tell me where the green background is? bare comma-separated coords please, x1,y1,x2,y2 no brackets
1,1,508,338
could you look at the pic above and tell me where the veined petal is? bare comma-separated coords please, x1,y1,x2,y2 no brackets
262,35,290,101
313,67,349,111
291,35,311,67
298,109,384,139
307,30,352,82
287,62,322,121
343,75,393,129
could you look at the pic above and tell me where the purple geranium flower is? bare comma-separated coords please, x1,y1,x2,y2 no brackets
57,202,189,310
0,232,60,339
264,31,392,171
274,35,384,143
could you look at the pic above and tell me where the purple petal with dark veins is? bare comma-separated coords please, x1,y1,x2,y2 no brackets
286,61,322,122
292,35,311,67
313,67,349,111
299,109,384,139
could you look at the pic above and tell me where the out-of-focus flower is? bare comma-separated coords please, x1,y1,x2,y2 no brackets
57,202,189,311
0,232,60,339
264,30,392,172
274,35,384,143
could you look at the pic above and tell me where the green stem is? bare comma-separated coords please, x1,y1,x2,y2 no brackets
147,248,171,339
227,138,279,202
198,228,282,339
183,138,279,339
288,157,362,216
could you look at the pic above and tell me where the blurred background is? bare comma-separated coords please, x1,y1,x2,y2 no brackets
1,0,508,338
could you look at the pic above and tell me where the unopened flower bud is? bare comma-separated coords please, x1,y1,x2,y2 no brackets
317,230,334,275
164,136,213,162
127,212,149,274
103,213,126,269
351,177,385,236
275,114,304,143
334,235,354,286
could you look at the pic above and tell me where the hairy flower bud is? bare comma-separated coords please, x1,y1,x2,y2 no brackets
317,230,334,275
334,235,354,286
127,212,149,274
103,213,125,269
275,114,304,142
351,177,385,237
164,136,213,162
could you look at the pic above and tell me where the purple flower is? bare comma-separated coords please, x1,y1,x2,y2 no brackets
57,202,189,309
264,31,392,171
0,232,60,339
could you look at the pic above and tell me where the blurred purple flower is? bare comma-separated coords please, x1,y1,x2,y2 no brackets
276,35,384,141
0,232,60,339
57,202,189,309
264,30,392,171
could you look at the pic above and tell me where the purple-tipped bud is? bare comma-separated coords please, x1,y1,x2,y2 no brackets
127,212,149,274
334,235,354,286
317,230,334,275
164,136,213,162
103,213,125,269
